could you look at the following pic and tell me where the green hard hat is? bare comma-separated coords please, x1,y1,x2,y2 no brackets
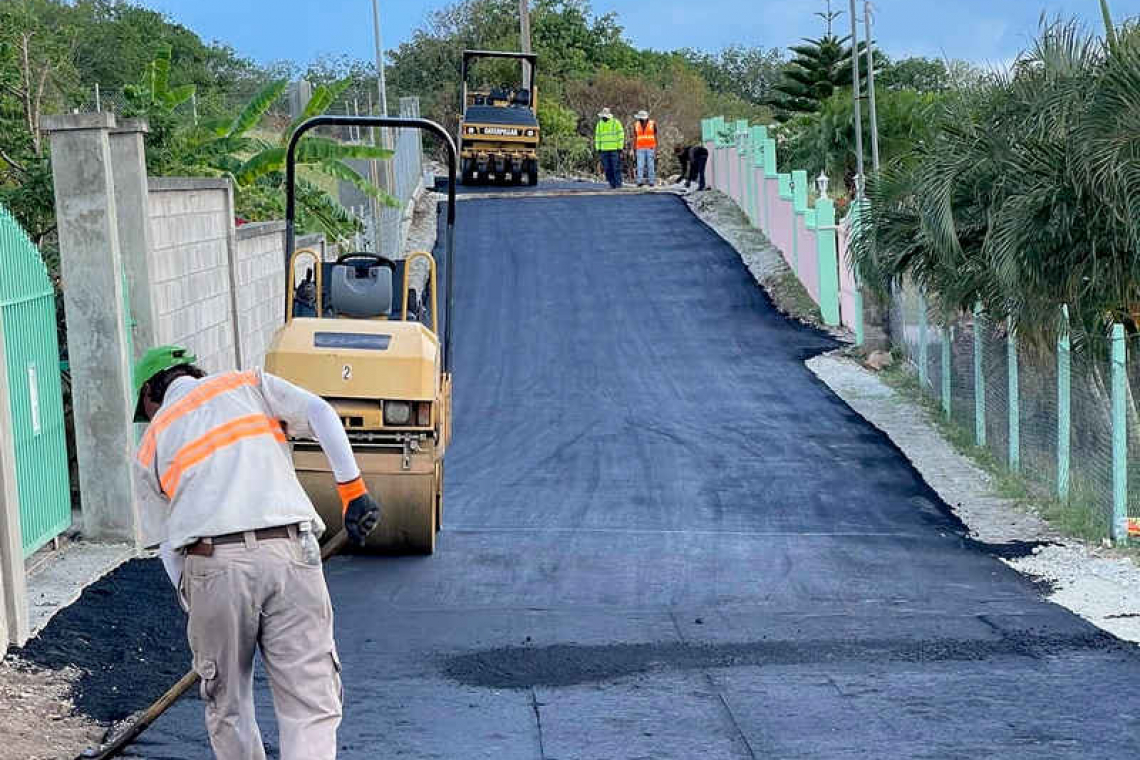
133,345,197,422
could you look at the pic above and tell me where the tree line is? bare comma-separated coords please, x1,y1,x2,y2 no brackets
1,0,969,252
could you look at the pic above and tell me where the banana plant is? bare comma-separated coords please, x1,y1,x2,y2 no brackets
187,78,397,241
123,44,196,115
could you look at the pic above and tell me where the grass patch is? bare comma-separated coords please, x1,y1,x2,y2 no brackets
879,361,1111,544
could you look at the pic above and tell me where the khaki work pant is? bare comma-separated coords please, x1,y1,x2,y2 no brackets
181,532,343,760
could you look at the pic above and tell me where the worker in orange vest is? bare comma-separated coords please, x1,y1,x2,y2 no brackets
632,109,657,187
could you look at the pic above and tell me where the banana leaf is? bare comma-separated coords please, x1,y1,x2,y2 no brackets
227,79,288,139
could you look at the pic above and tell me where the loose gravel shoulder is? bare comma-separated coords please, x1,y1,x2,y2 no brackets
809,352,1140,645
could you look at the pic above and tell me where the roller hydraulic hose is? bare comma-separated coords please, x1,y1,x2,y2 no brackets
76,529,351,760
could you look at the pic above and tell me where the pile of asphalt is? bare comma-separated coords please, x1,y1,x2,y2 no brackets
16,558,189,723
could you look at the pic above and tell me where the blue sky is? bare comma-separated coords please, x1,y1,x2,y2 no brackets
145,0,1140,68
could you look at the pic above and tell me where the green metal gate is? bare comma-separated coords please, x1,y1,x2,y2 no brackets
0,203,71,556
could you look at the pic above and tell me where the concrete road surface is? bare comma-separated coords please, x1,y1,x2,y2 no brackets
131,193,1140,759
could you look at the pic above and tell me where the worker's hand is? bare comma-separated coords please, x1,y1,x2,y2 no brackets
338,476,382,546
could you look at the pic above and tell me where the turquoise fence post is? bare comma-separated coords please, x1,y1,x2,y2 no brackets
815,198,839,326
1008,318,1020,472
791,169,808,212
918,294,928,388
735,119,749,206
1057,305,1071,500
763,137,777,233
751,126,766,229
942,326,952,419
1112,322,1127,542
778,170,792,260
974,303,986,447
701,118,711,143
791,170,807,274
742,128,754,222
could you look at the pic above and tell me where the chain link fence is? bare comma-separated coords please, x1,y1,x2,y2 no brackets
891,280,1132,541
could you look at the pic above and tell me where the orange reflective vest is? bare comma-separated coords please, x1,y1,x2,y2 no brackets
634,120,657,150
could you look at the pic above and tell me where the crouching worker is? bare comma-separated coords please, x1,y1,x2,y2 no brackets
131,345,381,760
674,143,709,191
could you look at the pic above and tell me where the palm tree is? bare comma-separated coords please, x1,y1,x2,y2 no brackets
850,14,1140,352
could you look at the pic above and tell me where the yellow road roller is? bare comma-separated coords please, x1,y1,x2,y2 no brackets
264,115,457,554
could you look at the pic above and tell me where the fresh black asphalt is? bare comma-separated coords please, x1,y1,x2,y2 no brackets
122,192,1140,757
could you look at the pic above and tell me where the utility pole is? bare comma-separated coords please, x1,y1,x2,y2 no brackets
371,0,389,117
864,0,881,173
519,0,532,90
848,0,866,197
371,0,393,245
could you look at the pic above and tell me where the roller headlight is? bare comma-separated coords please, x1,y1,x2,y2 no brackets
383,401,412,426
465,126,477,135
525,129,536,137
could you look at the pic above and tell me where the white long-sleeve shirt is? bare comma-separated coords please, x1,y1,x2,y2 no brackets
134,369,360,584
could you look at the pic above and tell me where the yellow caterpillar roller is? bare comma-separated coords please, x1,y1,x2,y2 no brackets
264,115,457,554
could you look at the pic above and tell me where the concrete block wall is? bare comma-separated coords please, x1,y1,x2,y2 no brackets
235,221,286,369
147,178,238,372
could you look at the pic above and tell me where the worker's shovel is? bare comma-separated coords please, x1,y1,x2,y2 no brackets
76,529,351,760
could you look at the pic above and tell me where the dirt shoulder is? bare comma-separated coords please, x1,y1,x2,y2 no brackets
0,657,101,760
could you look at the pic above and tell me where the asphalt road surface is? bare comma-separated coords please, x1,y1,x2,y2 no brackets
131,193,1140,759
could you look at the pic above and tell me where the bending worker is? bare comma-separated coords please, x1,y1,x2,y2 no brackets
675,142,709,191
595,107,625,189
632,109,657,187
132,345,382,760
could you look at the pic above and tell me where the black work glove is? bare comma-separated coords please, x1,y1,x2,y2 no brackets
345,493,381,546
339,477,382,546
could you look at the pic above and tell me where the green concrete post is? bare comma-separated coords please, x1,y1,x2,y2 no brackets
1008,318,1020,472
750,126,765,225
791,170,808,213
778,173,792,199
918,294,928,388
763,138,777,176
815,198,840,326
763,138,776,232
1112,322,1127,542
854,290,865,347
1057,305,1071,500
701,119,709,143
742,131,754,223
974,303,986,447
942,326,952,419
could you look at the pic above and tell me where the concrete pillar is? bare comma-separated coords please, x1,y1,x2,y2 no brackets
0,319,30,647
109,119,156,360
43,113,140,544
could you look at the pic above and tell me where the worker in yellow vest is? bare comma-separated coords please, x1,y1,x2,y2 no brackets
595,107,625,189
632,110,657,187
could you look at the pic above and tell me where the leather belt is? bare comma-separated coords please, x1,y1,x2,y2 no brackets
184,525,294,557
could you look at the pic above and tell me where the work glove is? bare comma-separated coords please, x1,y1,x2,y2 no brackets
338,476,382,546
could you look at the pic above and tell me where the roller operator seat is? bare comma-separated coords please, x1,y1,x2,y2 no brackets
329,256,394,319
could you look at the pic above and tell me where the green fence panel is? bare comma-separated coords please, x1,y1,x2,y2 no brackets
0,204,71,556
